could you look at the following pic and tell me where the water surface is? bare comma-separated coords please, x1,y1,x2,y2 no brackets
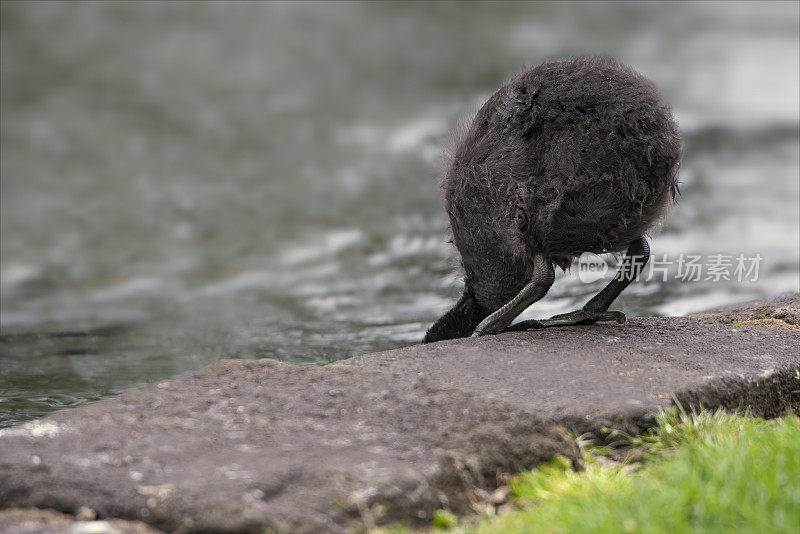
1,2,798,427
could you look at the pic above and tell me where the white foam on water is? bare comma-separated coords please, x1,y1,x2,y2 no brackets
334,122,381,147
367,235,446,267
657,290,746,317
279,228,364,266
306,295,359,312
387,116,447,153
188,269,278,299
0,263,41,289
87,276,169,302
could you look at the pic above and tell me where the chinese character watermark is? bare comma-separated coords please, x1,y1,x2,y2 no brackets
576,253,763,283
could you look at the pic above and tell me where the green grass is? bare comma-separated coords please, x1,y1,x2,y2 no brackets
375,409,800,534
399,408,800,534
462,409,800,534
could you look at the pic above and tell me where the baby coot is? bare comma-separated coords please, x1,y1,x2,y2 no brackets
423,56,681,343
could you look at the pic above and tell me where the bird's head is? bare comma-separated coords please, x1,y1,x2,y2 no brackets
421,285,489,343
423,251,533,343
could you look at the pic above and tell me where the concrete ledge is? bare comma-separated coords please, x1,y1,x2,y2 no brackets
689,292,800,330
0,508,161,534
1,315,798,533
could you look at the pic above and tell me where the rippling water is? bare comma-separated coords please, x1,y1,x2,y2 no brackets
1,2,798,427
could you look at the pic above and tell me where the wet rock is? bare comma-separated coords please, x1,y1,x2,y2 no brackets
0,317,798,533
0,508,162,534
689,292,800,330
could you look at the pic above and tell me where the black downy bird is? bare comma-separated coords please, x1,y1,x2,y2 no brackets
423,56,681,343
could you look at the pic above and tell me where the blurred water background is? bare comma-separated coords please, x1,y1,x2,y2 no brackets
1,1,798,428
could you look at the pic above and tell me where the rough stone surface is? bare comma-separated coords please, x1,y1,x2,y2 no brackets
689,292,800,330
1,317,798,533
0,508,162,534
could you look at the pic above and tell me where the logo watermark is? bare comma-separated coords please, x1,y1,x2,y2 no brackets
576,253,763,283
576,254,609,283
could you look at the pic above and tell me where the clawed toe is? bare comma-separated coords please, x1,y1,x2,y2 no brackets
474,310,625,336
474,318,545,336
472,322,505,337
597,310,626,324
476,310,625,336
538,309,626,328
504,319,546,332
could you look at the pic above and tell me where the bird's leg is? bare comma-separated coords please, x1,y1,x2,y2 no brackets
537,235,650,328
472,256,555,336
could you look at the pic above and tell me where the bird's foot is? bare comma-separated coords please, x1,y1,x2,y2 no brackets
473,318,544,337
502,319,546,332
538,309,626,328
483,310,625,335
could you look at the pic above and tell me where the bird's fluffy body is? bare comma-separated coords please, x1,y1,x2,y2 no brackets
443,56,681,311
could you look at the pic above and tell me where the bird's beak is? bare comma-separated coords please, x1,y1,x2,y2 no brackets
422,288,488,343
